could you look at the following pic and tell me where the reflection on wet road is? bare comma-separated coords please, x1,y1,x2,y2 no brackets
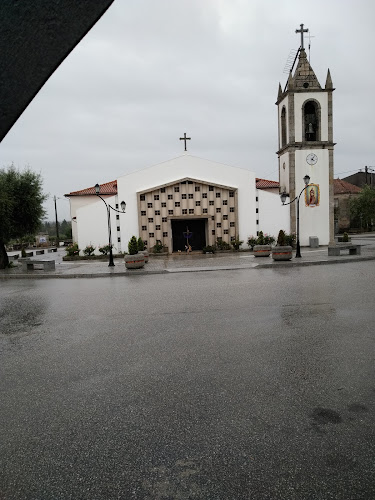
0,262,374,499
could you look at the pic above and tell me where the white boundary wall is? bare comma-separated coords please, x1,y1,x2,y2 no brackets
257,189,290,239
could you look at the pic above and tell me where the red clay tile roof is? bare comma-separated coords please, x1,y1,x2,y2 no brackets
256,178,279,189
334,179,361,195
66,180,117,196
67,177,280,196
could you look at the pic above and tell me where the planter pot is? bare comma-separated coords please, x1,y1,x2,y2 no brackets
272,245,293,261
125,253,145,269
253,244,272,257
140,250,149,263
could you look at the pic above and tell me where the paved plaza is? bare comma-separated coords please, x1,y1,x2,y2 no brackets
2,234,375,279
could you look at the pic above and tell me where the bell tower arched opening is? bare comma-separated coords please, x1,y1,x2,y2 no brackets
281,106,287,147
303,100,321,141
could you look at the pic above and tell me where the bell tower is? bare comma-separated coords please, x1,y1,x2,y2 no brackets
276,24,335,246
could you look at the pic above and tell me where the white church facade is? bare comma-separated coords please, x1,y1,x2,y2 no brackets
66,154,288,254
66,25,334,254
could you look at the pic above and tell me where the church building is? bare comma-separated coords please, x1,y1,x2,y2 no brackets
66,24,334,254
66,154,287,254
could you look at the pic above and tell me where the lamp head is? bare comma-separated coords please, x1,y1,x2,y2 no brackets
303,174,310,186
95,183,100,195
280,190,288,205
120,201,126,212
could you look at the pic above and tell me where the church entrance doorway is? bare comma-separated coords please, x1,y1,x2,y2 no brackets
171,219,206,252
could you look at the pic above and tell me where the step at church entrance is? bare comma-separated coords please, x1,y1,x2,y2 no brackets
171,219,206,252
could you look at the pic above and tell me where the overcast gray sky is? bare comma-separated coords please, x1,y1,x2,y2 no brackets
1,0,374,221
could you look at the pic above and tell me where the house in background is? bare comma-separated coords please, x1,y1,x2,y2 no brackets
333,179,361,233
342,169,375,189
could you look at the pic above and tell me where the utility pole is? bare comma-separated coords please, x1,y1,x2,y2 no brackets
54,195,59,243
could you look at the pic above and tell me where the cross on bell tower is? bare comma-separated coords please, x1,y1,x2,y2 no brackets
295,23,308,49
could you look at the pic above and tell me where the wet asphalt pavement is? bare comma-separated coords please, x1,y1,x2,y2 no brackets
0,262,374,499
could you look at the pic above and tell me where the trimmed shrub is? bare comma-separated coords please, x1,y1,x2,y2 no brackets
277,230,286,246
128,236,138,255
137,237,145,252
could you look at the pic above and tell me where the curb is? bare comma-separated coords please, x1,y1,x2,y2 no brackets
254,255,375,269
1,255,375,279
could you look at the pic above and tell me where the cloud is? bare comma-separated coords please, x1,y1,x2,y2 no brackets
1,0,374,220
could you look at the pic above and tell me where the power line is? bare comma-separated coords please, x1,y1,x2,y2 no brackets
335,168,362,176
335,167,375,176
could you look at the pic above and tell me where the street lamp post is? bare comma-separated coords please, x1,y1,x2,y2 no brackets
95,184,126,267
280,174,311,258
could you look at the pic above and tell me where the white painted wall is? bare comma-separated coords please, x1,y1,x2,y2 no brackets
69,196,102,243
295,149,330,245
258,189,290,239
116,155,257,249
71,155,260,252
294,92,328,142
75,195,119,255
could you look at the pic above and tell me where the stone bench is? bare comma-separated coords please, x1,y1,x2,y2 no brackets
7,254,20,261
20,258,56,271
36,249,45,255
328,244,361,256
48,247,57,253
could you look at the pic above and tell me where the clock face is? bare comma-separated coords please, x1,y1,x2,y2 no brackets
306,153,318,165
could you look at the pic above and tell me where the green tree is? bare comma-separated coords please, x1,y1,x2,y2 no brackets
38,219,72,240
350,185,375,231
60,219,72,239
0,165,46,268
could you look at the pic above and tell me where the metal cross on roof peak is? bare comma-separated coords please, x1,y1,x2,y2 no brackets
295,23,308,50
179,132,191,152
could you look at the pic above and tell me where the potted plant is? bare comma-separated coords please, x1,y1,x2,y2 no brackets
272,230,293,261
125,236,145,269
253,231,272,257
137,237,148,263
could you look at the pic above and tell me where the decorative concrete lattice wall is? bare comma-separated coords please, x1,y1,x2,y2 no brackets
137,179,238,251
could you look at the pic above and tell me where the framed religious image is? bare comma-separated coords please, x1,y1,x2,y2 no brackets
305,184,319,207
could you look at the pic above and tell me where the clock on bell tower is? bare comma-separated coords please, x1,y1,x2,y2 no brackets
276,24,335,246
